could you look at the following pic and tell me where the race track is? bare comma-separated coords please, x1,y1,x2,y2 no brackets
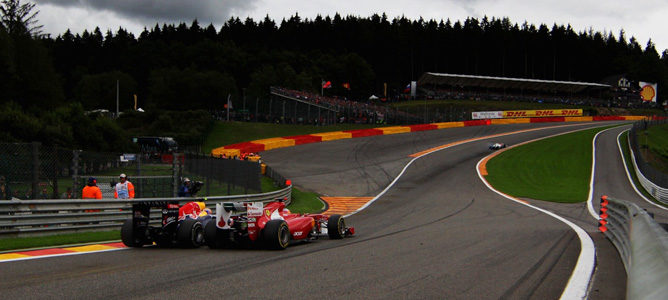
3,121,663,299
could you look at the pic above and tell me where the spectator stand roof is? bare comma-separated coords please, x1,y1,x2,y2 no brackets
418,72,611,94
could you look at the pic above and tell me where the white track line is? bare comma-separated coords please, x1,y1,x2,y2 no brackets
616,129,668,210
476,159,595,300
348,124,615,298
344,123,594,218
586,126,627,219
475,125,626,300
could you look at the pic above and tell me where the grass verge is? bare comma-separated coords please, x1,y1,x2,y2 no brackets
619,131,667,207
636,123,668,173
287,188,325,214
485,125,617,203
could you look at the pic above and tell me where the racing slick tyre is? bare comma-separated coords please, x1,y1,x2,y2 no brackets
327,214,346,239
177,219,204,248
204,221,228,249
263,220,290,250
121,219,144,247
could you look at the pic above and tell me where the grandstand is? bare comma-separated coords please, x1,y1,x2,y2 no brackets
417,72,617,106
270,87,422,125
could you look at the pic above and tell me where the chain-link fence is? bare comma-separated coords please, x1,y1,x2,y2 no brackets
182,152,262,195
629,119,668,188
0,143,73,200
0,144,265,200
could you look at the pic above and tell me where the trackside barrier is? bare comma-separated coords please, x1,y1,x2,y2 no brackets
598,195,668,300
0,185,291,238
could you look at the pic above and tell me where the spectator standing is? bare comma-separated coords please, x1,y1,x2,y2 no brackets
178,177,192,197
114,173,135,199
61,187,73,199
0,176,11,200
40,188,49,199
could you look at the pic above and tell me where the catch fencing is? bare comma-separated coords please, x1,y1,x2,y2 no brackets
597,195,668,299
0,143,265,201
628,120,668,203
183,152,262,195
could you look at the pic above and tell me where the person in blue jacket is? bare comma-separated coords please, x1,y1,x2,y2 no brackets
178,177,192,197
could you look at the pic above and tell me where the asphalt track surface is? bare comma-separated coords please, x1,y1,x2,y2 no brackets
2,121,663,299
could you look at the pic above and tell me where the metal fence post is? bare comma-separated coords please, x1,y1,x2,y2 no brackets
172,153,179,197
52,145,59,199
31,142,40,199
136,153,142,198
206,153,211,196
72,150,80,198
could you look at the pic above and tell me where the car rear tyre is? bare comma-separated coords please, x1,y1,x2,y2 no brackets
204,221,228,249
263,220,290,250
177,218,204,248
121,219,144,247
327,214,346,239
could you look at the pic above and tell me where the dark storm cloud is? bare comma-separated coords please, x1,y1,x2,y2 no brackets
34,0,256,23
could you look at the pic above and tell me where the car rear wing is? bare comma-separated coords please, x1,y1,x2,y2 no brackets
215,201,265,229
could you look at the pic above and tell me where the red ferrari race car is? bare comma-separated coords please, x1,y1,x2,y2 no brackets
204,199,354,250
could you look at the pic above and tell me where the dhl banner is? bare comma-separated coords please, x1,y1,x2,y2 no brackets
503,109,582,118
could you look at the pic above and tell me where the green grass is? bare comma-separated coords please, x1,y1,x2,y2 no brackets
0,231,120,252
203,121,382,153
619,131,668,207
485,125,618,203
636,123,668,173
287,188,325,213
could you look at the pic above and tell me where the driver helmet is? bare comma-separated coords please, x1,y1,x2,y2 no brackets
196,202,206,210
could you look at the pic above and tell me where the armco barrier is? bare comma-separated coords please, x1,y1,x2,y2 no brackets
598,195,668,299
0,185,291,238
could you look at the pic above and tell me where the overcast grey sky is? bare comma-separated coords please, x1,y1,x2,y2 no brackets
32,0,668,53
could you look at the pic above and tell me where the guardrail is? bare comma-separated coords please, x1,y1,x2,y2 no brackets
626,133,668,204
598,195,668,300
0,185,291,238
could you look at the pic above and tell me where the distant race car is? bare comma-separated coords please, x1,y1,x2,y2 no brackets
489,142,507,150
121,200,211,248
204,199,354,250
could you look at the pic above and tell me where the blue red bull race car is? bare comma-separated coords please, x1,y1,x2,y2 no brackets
121,200,211,248
204,199,355,250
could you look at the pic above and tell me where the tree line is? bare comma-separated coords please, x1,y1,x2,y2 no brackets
1,0,667,150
